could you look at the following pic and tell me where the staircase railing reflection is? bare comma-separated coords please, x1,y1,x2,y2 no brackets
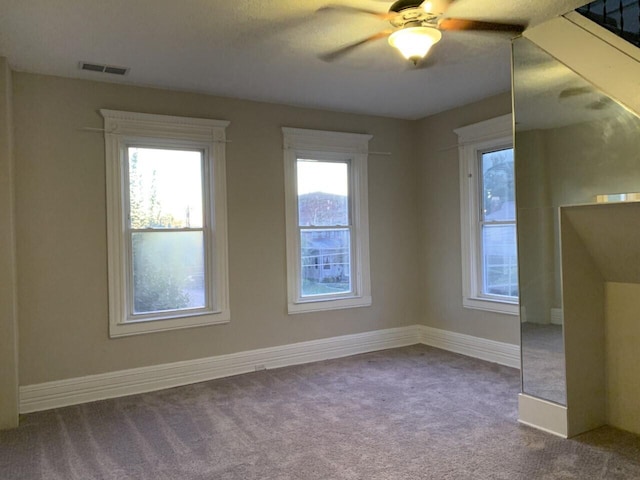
577,0,640,47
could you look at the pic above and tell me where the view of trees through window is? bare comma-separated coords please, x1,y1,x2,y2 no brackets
480,148,518,298
297,160,352,297
128,148,206,314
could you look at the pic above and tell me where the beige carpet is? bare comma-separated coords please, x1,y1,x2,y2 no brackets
1,345,639,479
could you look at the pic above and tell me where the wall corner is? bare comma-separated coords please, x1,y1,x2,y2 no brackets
0,57,20,429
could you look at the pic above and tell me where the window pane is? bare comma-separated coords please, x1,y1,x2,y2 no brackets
482,224,518,298
297,160,349,227
300,229,351,297
481,149,515,222
132,231,205,314
129,147,203,229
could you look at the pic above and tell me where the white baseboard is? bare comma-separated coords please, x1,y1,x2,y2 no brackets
418,325,520,369
518,393,568,438
19,324,521,413
19,325,419,414
550,308,563,325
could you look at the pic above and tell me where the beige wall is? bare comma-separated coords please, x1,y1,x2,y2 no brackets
517,116,640,314
416,92,519,344
605,282,640,435
11,72,519,391
0,59,19,427
13,72,422,385
560,208,606,435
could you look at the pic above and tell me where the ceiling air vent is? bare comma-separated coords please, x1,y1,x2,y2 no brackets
79,62,129,76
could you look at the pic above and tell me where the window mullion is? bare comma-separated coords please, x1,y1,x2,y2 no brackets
348,223,356,293
478,216,489,300
481,220,516,226
129,227,205,234
298,225,351,230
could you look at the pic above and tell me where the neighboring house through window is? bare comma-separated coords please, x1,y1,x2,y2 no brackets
101,110,230,337
283,127,372,314
455,114,518,315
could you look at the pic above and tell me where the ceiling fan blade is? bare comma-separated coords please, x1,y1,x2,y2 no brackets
316,4,396,20
437,18,525,33
319,30,393,62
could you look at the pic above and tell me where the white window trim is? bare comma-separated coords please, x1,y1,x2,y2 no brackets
282,127,372,314
454,114,518,316
101,110,231,337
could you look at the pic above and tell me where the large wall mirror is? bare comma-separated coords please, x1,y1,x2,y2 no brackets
512,36,640,405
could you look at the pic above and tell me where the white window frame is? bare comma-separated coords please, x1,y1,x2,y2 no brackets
455,114,518,315
101,110,230,337
283,127,372,314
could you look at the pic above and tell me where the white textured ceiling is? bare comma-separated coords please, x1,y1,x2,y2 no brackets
0,0,589,119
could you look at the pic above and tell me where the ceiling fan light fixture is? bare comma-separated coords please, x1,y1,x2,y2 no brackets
388,26,442,64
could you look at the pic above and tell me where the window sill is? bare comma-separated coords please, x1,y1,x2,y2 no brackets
110,310,230,338
288,295,372,314
463,296,519,316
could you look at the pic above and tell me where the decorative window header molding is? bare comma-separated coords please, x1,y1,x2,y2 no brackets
282,127,372,154
100,109,230,142
454,114,512,145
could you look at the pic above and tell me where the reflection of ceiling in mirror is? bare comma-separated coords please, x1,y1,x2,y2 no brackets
512,37,639,131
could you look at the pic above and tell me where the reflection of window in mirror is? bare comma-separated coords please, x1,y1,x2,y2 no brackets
455,114,518,315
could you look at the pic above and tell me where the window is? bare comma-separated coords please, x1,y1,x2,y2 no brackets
283,127,372,314
455,114,518,315
101,110,230,337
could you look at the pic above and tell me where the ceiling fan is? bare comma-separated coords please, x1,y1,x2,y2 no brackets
318,0,526,65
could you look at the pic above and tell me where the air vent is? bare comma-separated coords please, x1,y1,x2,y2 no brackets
79,62,129,76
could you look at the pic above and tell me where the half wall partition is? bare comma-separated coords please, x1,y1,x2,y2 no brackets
513,30,640,437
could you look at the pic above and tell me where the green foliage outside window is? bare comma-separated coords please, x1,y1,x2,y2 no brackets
129,152,191,314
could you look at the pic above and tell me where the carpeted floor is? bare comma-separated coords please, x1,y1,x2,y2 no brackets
1,345,639,479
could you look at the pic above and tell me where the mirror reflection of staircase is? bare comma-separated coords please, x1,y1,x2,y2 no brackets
577,0,640,47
